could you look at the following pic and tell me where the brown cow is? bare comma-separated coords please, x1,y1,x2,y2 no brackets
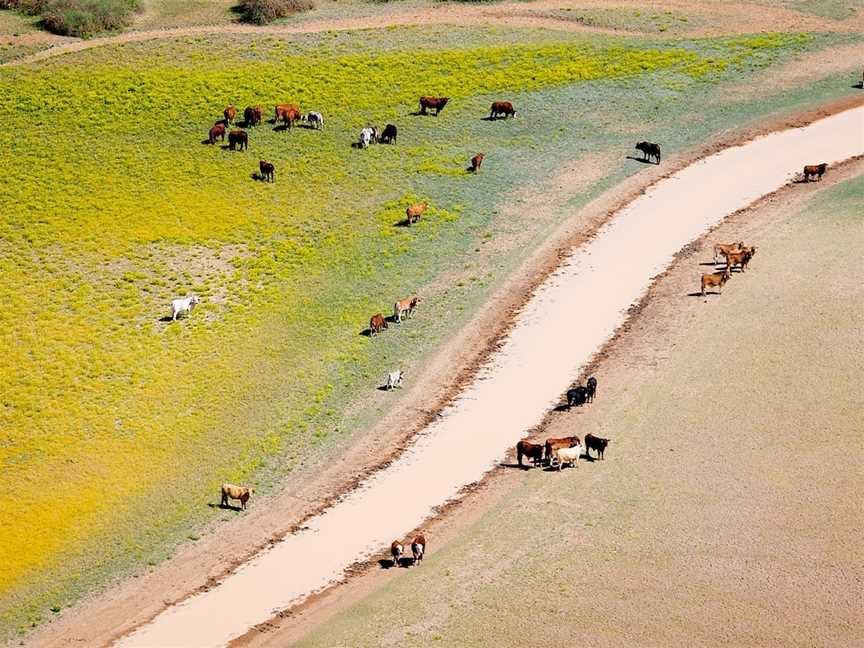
406,202,427,225
275,104,301,128
390,540,404,566
713,241,744,264
244,105,262,127
224,105,237,124
544,436,581,464
221,483,253,510
419,96,449,116
369,313,387,336
470,153,485,173
228,129,248,151
411,535,426,566
259,160,274,182
489,101,516,119
803,163,827,182
701,269,730,296
208,122,226,144
726,247,756,273
516,440,544,468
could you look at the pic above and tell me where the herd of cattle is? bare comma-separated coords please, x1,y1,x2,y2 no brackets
700,241,758,296
203,95,511,182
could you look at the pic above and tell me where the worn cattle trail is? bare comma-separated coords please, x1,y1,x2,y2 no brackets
119,107,864,647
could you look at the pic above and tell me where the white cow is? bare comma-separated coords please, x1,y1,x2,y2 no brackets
384,369,404,390
552,443,583,470
359,127,374,149
170,295,200,321
304,111,324,130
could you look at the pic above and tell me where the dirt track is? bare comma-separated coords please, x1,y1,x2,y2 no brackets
110,105,864,647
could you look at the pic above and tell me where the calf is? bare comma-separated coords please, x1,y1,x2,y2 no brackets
635,141,661,164
419,96,449,116
390,540,404,566
393,296,419,322
369,313,387,336
228,129,248,151
701,269,730,296
489,101,516,119
566,386,587,409
551,444,583,470
221,483,253,510
516,440,544,468
380,124,397,144
170,295,200,321
259,160,275,183
584,433,609,460
411,535,426,566
586,376,598,403
385,369,403,390
406,202,427,225
803,163,827,181
470,153,485,173
208,123,226,144
544,436,581,465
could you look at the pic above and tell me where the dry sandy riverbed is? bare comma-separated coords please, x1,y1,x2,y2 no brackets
111,106,864,647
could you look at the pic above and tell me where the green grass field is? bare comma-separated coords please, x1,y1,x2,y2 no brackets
296,171,864,648
0,22,860,639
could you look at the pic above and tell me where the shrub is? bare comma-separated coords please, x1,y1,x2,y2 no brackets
0,0,50,14
40,0,140,37
237,0,314,25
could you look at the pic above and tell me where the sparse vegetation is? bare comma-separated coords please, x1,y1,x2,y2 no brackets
237,0,314,24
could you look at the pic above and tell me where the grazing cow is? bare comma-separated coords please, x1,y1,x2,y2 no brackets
489,101,516,119
369,125,380,143
406,202,427,225
551,443,583,470
380,124,398,144
701,269,731,296
369,313,387,336
228,129,248,151
385,369,404,390
170,295,200,321
208,123,226,144
566,386,588,409
259,159,275,183
393,296,420,323
544,436,581,465
411,535,426,565
221,483,253,510
470,153,485,173
359,127,374,149
244,106,262,127
586,376,598,403
726,247,756,273
516,440,544,468
224,105,237,124
390,540,404,566
713,241,744,264
303,111,324,130
803,163,827,182
275,104,301,128
635,141,661,164
419,96,449,116
584,433,610,460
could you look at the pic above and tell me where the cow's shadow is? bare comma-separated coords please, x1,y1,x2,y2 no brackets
209,502,243,512
553,403,571,412
378,557,415,569
852,82,863,89
158,315,174,323
351,142,365,149
360,328,373,337
626,155,655,165
688,291,718,297
251,172,274,183
201,138,220,145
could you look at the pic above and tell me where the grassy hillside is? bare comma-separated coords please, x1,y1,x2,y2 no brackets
296,173,864,648
0,24,859,638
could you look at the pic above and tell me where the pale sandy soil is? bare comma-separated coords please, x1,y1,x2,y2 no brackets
3,0,863,67
22,93,864,648
279,157,864,648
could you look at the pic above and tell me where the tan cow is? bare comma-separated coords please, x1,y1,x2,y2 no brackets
701,269,731,296
406,202,427,225
394,296,420,322
275,103,302,128
224,105,237,124
221,483,253,510
713,241,744,264
726,246,756,273
551,444,583,470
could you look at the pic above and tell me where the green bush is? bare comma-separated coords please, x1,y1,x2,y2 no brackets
40,0,140,37
237,0,314,25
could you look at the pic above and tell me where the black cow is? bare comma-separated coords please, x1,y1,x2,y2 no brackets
584,433,610,460
586,376,597,403
380,124,398,144
566,386,588,409
635,141,661,164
